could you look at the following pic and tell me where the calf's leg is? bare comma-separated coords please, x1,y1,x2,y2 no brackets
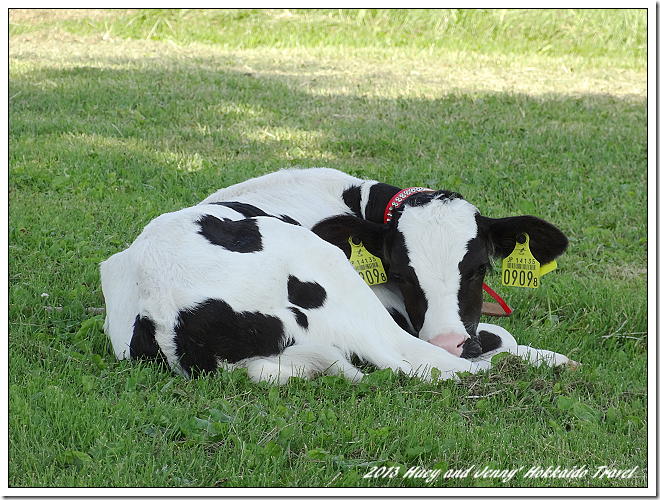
240,342,364,385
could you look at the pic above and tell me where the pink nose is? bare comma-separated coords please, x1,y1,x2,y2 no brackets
428,332,469,356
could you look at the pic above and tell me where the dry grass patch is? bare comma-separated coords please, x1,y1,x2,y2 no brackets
10,30,647,103
9,8,131,23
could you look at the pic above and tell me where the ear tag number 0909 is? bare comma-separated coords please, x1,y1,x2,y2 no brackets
349,236,387,286
502,233,540,288
501,233,558,288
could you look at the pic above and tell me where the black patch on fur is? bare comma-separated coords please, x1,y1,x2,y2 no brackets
387,308,416,336
477,330,503,353
403,191,434,208
173,298,286,376
364,183,400,222
283,336,296,348
197,214,263,253
342,185,363,217
130,315,167,364
210,201,301,226
278,214,301,226
433,190,464,202
312,215,385,261
287,275,327,310
458,234,490,338
397,190,463,214
288,306,309,329
386,232,428,334
459,330,503,359
210,201,270,218
460,337,483,359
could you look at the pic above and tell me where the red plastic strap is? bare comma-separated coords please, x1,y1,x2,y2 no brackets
482,283,513,316
383,187,435,223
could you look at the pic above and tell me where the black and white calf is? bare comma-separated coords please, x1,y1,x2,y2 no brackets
101,168,571,383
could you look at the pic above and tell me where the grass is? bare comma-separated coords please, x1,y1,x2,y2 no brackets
8,9,648,489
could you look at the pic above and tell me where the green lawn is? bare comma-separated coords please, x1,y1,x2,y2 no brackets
8,9,648,489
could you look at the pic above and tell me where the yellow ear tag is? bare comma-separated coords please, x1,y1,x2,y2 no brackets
502,233,540,288
349,236,387,286
539,259,557,276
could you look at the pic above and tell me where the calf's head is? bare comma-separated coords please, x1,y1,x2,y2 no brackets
313,190,568,357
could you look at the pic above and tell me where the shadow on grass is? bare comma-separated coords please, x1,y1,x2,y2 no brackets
8,58,647,259
9,61,646,190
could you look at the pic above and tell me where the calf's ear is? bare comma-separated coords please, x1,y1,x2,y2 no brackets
478,214,569,265
312,215,386,260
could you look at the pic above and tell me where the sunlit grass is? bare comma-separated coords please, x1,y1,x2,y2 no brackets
9,9,647,69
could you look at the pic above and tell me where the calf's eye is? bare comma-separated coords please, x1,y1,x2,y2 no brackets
390,273,405,284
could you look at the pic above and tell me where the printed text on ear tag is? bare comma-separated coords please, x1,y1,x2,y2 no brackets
349,236,387,286
502,233,540,288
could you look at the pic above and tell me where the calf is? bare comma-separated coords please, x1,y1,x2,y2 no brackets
101,168,571,383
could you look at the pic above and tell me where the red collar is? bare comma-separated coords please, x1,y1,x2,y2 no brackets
383,187,435,224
